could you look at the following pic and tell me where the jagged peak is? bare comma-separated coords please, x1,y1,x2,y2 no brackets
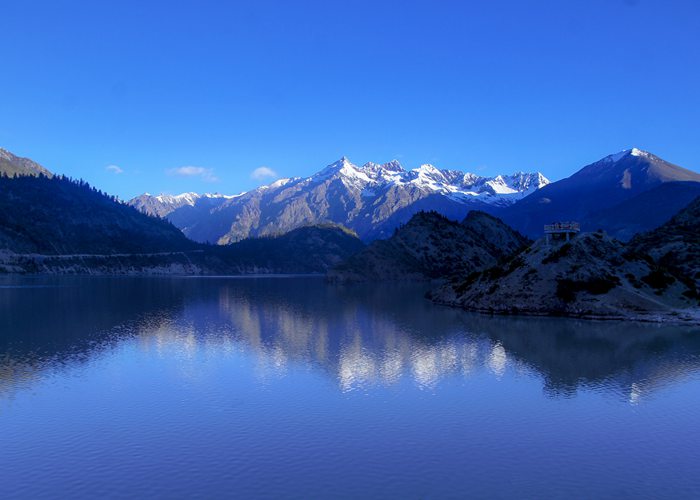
382,159,404,172
311,156,359,181
359,160,404,172
321,156,356,171
360,161,380,170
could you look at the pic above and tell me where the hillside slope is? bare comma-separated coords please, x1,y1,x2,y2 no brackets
0,175,196,254
630,196,700,287
431,232,699,322
328,211,528,282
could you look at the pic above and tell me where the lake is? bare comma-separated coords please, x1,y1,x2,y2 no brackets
1,276,700,498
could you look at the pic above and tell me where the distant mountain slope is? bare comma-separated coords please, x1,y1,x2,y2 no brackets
0,175,196,254
0,148,52,177
431,232,699,322
328,210,528,282
498,149,700,238
630,196,700,287
130,157,549,243
129,192,237,218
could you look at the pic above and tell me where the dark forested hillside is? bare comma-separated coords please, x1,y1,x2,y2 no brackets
0,174,196,254
0,174,364,274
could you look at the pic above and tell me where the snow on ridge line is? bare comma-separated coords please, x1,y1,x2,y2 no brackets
153,192,242,204
134,158,551,208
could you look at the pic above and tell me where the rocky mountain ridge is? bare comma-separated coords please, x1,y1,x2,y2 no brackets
328,210,528,282
130,157,549,243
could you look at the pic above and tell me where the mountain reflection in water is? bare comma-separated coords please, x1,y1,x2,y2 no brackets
2,275,699,402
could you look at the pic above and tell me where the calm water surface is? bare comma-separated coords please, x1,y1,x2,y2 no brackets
1,276,700,498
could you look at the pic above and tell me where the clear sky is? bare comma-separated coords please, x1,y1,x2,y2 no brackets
2,0,699,199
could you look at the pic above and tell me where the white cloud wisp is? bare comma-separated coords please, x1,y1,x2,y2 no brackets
168,166,219,183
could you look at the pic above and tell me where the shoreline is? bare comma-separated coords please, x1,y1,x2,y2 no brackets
430,296,700,326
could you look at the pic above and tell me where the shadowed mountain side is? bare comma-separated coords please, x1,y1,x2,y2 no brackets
585,182,700,241
360,193,493,241
328,211,528,282
630,196,700,288
431,232,700,322
208,224,365,274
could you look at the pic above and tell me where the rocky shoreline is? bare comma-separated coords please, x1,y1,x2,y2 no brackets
428,232,700,324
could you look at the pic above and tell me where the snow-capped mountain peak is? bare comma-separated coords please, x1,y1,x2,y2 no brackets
314,156,360,180
605,148,652,163
129,157,551,242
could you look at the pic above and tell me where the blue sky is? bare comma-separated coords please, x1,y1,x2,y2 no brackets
1,0,699,199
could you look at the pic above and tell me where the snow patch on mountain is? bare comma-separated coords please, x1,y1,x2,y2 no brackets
299,157,550,204
605,148,651,163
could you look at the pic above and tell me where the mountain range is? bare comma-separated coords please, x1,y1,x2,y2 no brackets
0,155,364,274
1,145,700,324
130,148,700,244
130,157,549,243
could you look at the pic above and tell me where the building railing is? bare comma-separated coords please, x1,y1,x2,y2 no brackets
544,222,580,233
